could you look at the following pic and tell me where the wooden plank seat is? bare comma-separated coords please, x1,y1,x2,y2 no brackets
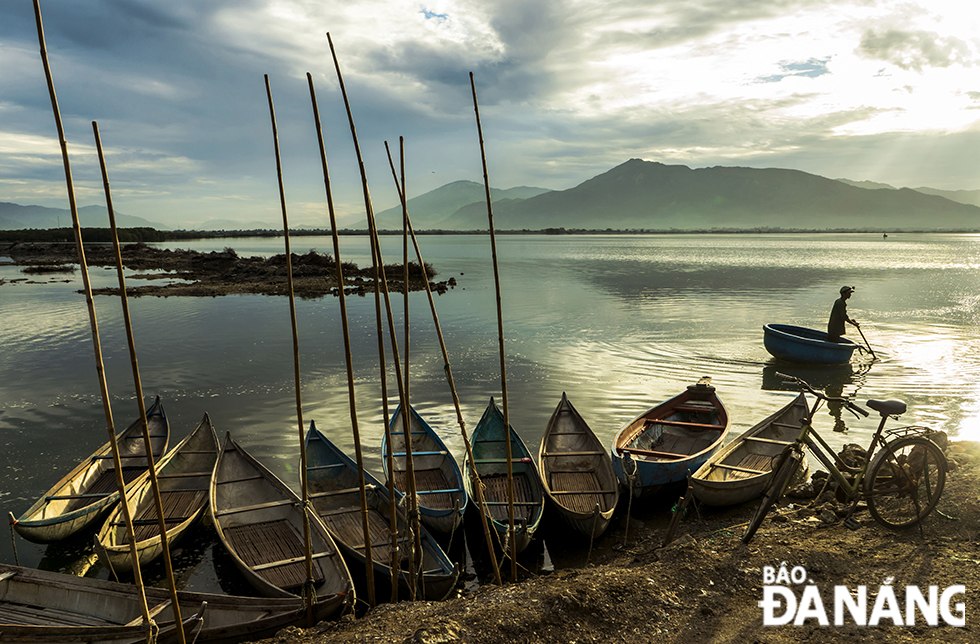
65,467,144,512
214,498,296,518
743,436,794,445
541,450,605,457
224,519,324,591
654,419,724,430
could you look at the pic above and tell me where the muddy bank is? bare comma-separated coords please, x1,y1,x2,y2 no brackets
255,441,980,644
0,242,457,298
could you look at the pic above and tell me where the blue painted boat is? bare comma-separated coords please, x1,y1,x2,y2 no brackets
464,398,545,555
763,323,859,364
305,422,459,601
383,404,468,537
612,378,729,498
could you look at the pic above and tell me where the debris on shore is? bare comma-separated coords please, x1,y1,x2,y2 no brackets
0,242,455,298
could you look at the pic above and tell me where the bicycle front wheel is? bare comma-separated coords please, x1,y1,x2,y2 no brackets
864,436,947,529
742,447,803,544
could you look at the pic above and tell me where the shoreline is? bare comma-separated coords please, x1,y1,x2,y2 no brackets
0,242,456,298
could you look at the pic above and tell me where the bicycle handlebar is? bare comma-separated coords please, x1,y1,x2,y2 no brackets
774,371,869,417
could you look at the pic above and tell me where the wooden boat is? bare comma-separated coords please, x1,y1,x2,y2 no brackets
763,324,859,364
209,431,353,621
464,397,545,555
12,397,170,544
95,413,219,574
305,421,459,602
0,561,202,644
612,378,729,498
382,403,468,536
0,562,343,644
537,393,620,539
690,393,810,506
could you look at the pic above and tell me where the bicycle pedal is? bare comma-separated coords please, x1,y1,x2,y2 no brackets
843,517,861,531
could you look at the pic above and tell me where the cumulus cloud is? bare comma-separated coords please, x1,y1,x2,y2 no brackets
858,29,975,72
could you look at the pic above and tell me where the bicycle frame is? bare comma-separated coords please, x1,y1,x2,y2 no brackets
784,395,893,501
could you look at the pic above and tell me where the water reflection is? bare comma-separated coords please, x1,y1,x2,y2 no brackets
7,233,980,586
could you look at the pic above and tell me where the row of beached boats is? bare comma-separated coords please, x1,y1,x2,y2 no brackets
4,378,814,642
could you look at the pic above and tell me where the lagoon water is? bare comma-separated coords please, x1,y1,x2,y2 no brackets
3,232,980,586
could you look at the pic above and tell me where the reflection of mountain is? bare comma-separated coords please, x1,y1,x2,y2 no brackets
439,160,980,231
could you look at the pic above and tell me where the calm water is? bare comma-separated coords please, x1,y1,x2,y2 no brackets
3,232,980,585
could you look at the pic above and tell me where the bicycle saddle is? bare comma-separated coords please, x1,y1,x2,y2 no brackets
867,399,907,416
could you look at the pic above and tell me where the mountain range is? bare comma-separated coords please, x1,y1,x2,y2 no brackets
0,202,169,231
441,160,980,231
4,160,979,232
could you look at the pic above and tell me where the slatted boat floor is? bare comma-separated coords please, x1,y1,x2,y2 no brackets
0,601,120,627
482,473,536,522
549,471,606,513
66,467,144,512
724,453,775,481
224,519,323,591
319,505,402,567
124,490,206,541
653,433,715,458
395,468,456,509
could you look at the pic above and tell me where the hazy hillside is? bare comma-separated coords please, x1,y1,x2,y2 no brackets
372,180,551,229
444,160,980,230
0,202,169,231
836,179,980,208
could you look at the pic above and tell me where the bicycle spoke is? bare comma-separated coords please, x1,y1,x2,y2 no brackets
864,437,946,529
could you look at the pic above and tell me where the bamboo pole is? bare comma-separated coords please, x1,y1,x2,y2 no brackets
92,122,186,643
30,0,155,633
326,32,423,596
305,72,377,608
383,140,503,585
469,72,518,581
264,75,317,623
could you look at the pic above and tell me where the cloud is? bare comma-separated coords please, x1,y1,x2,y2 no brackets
859,29,976,72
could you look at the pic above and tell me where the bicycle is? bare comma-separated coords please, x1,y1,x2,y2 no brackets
741,372,947,544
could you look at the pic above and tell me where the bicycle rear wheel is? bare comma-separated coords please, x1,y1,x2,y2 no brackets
741,447,803,544
864,437,947,529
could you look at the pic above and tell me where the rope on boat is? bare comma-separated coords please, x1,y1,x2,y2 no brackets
586,504,599,565
622,453,637,547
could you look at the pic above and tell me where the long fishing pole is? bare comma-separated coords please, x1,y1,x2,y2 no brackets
264,75,317,623
383,139,503,585
327,32,423,597
470,72,519,581
306,72,378,608
31,0,155,634
93,121,187,642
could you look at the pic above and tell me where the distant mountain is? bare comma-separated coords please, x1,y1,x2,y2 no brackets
371,180,551,229
836,179,980,208
911,187,980,208
0,202,170,231
442,160,980,230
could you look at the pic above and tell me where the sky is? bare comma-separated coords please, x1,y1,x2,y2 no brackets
1,0,978,229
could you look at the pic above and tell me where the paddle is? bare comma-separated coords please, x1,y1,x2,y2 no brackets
856,324,877,361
